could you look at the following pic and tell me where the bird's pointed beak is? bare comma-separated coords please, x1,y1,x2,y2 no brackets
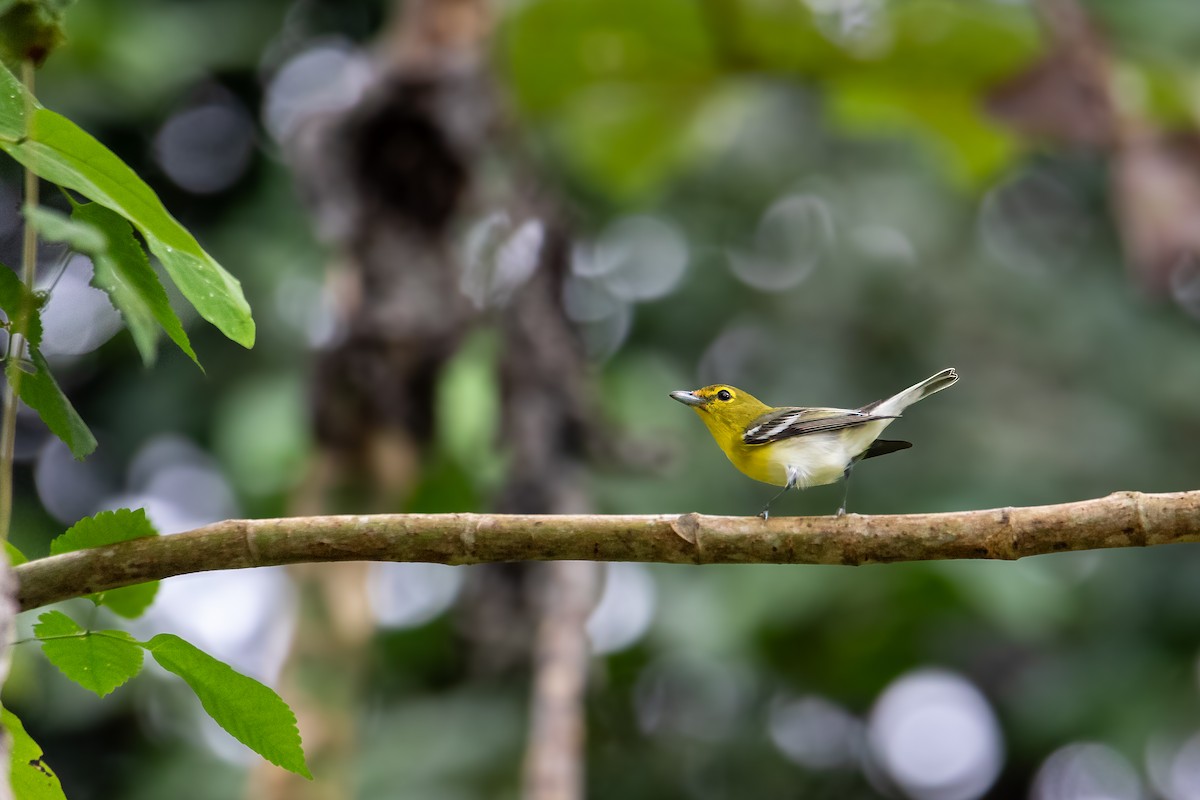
669,390,706,407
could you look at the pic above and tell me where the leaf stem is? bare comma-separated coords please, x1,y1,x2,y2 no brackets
0,60,38,542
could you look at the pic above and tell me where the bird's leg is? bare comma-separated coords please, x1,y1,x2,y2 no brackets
837,462,857,516
758,486,789,520
759,468,799,520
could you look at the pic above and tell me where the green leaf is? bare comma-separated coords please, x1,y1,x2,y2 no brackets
0,264,85,458
34,610,144,697
146,634,311,779
5,539,27,566
0,50,27,140
73,202,198,367
22,204,105,254
24,200,197,370
0,262,24,314
50,506,157,554
50,507,159,617
2,707,68,800
8,347,96,459
0,260,43,347
91,583,158,619
0,61,255,348
32,609,79,638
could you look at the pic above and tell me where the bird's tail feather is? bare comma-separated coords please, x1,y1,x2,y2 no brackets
866,368,958,417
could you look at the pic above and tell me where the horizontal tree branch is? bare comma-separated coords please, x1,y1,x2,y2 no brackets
15,490,1200,612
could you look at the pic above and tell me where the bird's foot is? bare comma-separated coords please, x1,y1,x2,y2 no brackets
758,508,770,520
835,506,846,517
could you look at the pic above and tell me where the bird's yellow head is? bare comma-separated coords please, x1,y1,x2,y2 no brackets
669,384,770,445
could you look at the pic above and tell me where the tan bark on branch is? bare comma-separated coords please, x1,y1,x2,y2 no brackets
15,490,1200,613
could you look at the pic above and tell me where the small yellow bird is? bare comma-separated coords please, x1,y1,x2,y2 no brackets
670,368,958,518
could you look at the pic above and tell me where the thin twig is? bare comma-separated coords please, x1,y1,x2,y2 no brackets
14,490,1200,613
0,60,38,542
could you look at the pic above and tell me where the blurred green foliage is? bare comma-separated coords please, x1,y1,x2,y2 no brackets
5,0,1200,798
502,0,1042,195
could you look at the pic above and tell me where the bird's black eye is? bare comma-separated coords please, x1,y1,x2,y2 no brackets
717,390,732,402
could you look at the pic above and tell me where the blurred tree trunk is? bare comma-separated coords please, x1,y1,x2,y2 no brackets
256,0,597,797
522,561,599,800
990,0,1200,293
492,225,601,800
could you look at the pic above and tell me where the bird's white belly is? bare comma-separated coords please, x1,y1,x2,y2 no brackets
766,420,892,488
768,435,851,487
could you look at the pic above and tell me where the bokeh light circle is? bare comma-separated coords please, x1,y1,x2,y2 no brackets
868,669,1004,800
1031,742,1141,800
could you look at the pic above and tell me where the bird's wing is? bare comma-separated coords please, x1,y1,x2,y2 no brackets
742,406,897,446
